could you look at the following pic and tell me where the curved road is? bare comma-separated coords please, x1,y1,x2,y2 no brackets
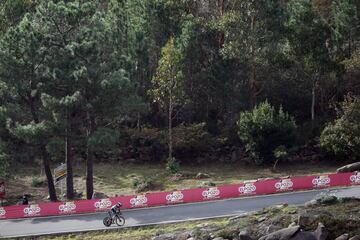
1,186,360,239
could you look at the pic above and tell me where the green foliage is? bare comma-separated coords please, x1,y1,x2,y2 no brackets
273,145,288,160
320,94,360,160
31,176,47,188
46,137,65,161
166,157,180,174
88,128,120,151
0,151,10,178
237,101,297,164
149,37,185,108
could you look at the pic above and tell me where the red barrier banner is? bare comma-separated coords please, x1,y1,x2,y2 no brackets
0,172,357,220
0,181,5,198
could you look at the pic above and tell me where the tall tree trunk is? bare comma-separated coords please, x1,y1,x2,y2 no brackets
249,64,257,108
65,110,74,199
311,81,316,122
29,101,57,201
40,145,57,202
168,94,173,161
86,113,95,200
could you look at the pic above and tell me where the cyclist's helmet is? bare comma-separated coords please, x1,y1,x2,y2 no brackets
116,202,122,207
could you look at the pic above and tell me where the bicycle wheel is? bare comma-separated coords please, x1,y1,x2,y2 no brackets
115,215,125,226
103,216,112,227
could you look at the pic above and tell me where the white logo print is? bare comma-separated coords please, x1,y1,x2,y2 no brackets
23,205,41,216
166,191,184,202
350,172,360,184
94,199,112,209
130,195,148,207
0,207,5,217
239,183,256,195
275,179,293,191
59,202,76,213
202,187,220,199
312,176,331,187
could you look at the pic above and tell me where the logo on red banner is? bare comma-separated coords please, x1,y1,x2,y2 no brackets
0,182,5,198
0,207,5,218
275,179,293,191
166,191,184,203
23,204,41,216
94,198,112,210
202,187,220,199
350,172,360,185
59,202,76,214
312,175,331,187
239,183,256,195
130,195,148,207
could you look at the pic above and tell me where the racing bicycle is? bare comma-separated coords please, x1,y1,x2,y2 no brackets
103,211,125,227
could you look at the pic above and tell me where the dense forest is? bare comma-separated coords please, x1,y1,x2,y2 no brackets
0,0,360,202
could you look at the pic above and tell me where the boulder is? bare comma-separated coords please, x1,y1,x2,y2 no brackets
259,226,300,240
312,223,328,240
239,231,253,240
92,192,108,199
335,234,349,240
196,172,210,179
337,162,360,173
350,235,360,240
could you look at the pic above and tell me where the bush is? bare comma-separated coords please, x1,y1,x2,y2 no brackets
237,101,297,164
166,157,180,174
320,94,360,160
31,176,47,187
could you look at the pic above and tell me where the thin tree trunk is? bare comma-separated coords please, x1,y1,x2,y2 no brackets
86,113,95,200
29,101,57,201
311,82,316,122
65,109,74,199
40,145,57,201
168,94,173,161
249,64,256,108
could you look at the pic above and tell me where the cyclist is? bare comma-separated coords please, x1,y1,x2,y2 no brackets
109,202,122,217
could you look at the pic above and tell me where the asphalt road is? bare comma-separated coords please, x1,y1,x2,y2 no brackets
1,186,360,239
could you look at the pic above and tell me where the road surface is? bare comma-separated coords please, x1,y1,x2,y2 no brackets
1,186,360,238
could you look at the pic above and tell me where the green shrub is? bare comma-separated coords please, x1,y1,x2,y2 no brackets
31,176,47,187
166,157,180,174
237,101,297,164
320,94,360,160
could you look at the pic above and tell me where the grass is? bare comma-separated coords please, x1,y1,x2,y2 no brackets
5,160,342,204
33,218,229,240
24,198,360,240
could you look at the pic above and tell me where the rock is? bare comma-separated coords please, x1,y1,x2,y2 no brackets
257,216,267,223
151,233,177,240
196,172,211,179
350,235,360,240
317,195,338,205
92,192,108,199
288,222,297,228
229,215,247,221
305,200,318,207
213,238,225,240
196,223,209,228
337,162,360,173
313,223,328,240
200,181,216,187
171,173,183,182
336,234,349,240
239,231,253,240
259,226,300,240
187,238,195,240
